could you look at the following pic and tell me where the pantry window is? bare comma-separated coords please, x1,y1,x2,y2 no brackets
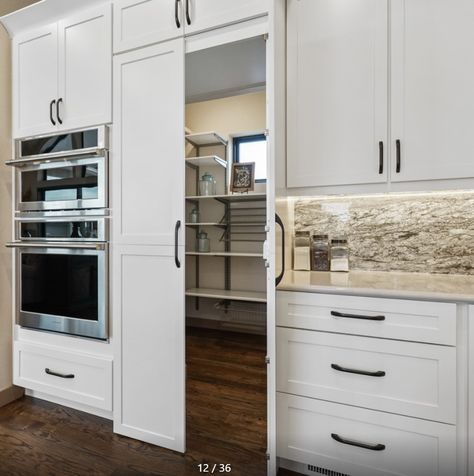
233,133,267,182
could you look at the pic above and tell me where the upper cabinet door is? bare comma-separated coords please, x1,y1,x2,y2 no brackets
390,0,474,182
58,5,112,130
12,24,59,138
113,39,185,246
113,0,184,54
184,0,268,35
286,0,388,189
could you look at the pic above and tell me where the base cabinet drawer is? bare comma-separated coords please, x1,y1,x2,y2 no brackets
277,328,456,423
277,393,456,476
14,342,113,411
277,291,457,345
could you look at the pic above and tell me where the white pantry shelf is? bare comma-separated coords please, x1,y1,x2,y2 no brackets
185,193,267,203
185,288,267,303
185,222,226,227
185,251,263,258
185,131,228,147
185,155,227,168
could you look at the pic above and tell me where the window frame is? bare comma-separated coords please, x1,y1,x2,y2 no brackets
232,133,267,183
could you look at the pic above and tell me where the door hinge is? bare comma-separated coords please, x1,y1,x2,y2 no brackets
263,33,269,41
265,356,270,364
265,452,270,461
264,128,269,137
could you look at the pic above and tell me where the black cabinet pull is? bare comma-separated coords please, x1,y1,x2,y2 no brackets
175,0,181,28
331,363,386,378
396,139,401,173
185,0,191,25
378,141,383,174
331,310,385,321
275,213,285,286
331,433,386,451
49,99,56,126
56,98,63,124
45,368,75,379
175,220,181,268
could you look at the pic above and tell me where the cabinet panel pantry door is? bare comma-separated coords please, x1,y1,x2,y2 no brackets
185,0,268,35
58,4,112,131
286,0,388,188
391,0,474,182
113,39,185,246
113,245,185,452
12,24,58,138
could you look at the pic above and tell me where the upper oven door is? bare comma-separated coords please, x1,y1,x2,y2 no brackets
15,154,107,212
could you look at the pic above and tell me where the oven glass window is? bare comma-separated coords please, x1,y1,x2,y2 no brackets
20,129,99,157
21,253,99,321
21,163,99,204
20,221,99,240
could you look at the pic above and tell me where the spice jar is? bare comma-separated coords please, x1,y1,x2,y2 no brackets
330,238,349,272
199,172,216,196
197,230,210,253
311,234,329,271
293,231,311,270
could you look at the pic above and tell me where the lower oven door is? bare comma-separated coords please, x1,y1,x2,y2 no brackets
9,242,108,340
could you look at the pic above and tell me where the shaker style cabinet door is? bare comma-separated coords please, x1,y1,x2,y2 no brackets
390,0,474,182
113,0,184,54
58,4,112,131
113,245,185,452
12,24,59,138
286,0,388,188
184,0,269,35
113,39,185,246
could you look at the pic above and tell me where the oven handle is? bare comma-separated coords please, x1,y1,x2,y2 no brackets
5,148,106,167
6,242,106,251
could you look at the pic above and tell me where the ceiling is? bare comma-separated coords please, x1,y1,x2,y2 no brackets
186,36,266,103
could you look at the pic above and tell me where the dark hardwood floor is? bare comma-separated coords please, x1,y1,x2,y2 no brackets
0,328,268,476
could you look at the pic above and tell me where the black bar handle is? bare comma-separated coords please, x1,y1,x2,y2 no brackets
175,220,181,268
56,98,63,125
331,433,386,451
331,363,386,378
45,368,75,379
185,0,191,25
275,213,285,286
49,99,56,126
175,0,181,28
396,139,401,173
378,141,383,174
331,310,385,321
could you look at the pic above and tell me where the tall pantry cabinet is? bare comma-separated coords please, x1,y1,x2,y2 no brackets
112,40,186,451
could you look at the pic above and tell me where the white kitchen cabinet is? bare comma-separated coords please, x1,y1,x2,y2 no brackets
113,0,184,54
113,245,185,451
12,4,112,138
184,0,268,36
286,0,388,188
277,393,457,476
113,40,185,246
390,0,474,182
12,24,59,138
57,5,112,131
112,39,185,452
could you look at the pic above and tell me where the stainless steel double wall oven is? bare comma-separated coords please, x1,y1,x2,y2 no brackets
7,126,109,340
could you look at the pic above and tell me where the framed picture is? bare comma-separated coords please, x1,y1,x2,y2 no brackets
230,162,255,193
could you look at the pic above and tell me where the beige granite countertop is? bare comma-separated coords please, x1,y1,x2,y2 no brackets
278,270,474,303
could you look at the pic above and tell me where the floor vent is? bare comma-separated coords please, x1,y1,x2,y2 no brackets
307,464,351,476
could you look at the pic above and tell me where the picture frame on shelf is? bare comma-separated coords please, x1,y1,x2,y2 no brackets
230,162,255,193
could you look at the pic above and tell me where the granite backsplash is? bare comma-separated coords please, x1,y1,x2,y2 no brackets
294,191,474,275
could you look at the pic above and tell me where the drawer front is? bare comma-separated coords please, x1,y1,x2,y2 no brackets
14,342,113,411
277,393,456,476
277,328,456,424
277,291,456,345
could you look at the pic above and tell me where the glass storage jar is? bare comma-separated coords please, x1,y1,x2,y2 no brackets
330,238,349,272
311,234,329,271
197,230,210,253
199,172,216,196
